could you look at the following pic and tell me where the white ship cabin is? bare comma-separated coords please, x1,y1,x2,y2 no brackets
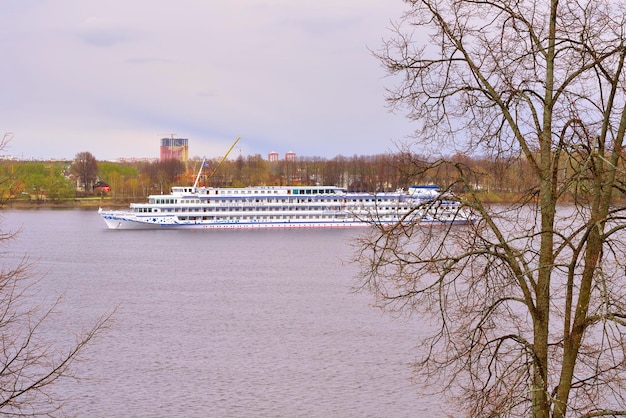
140,186,350,208
163,185,345,199
134,185,410,214
169,186,345,196
408,185,441,199
133,186,355,217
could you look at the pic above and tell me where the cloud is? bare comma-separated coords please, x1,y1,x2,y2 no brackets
75,17,137,47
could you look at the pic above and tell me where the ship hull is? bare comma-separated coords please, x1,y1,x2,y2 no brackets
99,209,471,230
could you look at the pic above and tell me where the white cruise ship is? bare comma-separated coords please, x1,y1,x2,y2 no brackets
98,184,473,230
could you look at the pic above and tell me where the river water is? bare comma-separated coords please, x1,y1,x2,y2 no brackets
0,209,440,418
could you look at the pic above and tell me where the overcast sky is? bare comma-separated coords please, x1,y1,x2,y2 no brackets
1,0,415,161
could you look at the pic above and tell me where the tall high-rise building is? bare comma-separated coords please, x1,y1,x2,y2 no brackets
160,137,189,164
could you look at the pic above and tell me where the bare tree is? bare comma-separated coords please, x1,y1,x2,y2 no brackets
356,1,626,417
0,236,113,417
71,151,99,193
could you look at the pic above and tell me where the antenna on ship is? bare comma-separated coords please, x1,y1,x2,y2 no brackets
193,136,241,188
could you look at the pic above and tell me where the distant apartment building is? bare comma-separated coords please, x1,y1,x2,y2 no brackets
160,137,189,164
268,151,279,162
285,151,296,162
268,151,297,162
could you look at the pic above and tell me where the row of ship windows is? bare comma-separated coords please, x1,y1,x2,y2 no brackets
215,189,339,195
150,197,406,204
181,188,340,196
177,214,347,221
135,206,405,213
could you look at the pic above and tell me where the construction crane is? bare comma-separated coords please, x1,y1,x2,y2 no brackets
193,136,241,188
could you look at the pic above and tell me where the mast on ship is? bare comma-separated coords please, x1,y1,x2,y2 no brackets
193,136,241,188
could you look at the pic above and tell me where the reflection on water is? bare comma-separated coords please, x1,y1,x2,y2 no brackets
1,209,442,417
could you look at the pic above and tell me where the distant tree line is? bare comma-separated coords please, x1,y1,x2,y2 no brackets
0,149,624,202
169,152,542,198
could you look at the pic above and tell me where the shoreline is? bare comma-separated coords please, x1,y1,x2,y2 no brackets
1,199,132,210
